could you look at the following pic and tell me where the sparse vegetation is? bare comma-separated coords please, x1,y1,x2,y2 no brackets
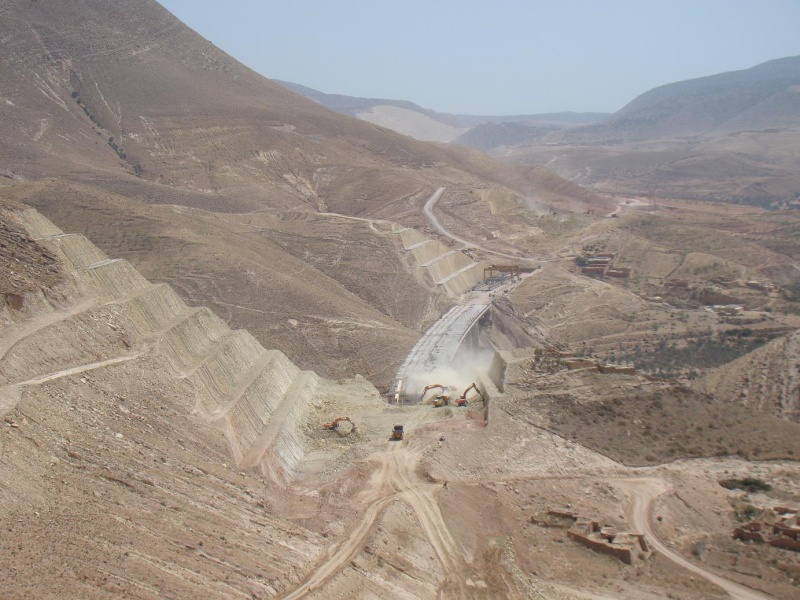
538,387,800,466
719,477,772,494
619,332,774,376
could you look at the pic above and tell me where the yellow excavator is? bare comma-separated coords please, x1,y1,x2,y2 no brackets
323,416,356,431
420,383,452,407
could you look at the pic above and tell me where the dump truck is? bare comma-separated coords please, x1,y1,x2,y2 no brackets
391,424,404,440
433,394,450,408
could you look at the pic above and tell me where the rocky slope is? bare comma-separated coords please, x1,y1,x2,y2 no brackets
0,0,607,386
0,201,352,597
563,56,800,143
699,329,800,422
493,57,800,207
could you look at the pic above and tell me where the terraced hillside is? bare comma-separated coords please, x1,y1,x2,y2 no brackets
0,202,394,596
395,226,485,298
0,0,609,389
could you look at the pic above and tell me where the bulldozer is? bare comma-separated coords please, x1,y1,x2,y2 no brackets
322,416,356,432
455,383,483,407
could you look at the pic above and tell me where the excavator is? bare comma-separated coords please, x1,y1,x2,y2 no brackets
322,417,356,432
420,383,453,408
455,382,483,407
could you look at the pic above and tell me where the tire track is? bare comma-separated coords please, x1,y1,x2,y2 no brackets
618,478,774,600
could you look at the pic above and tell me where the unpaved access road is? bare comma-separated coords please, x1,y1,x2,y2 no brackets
423,188,541,262
280,440,465,599
619,478,774,600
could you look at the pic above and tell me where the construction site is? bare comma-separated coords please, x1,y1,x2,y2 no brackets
3,201,799,599
2,2,800,598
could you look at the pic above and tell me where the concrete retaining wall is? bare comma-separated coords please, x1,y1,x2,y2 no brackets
486,350,506,392
192,331,266,415
119,284,189,336
396,228,486,298
20,208,63,238
15,208,379,485
78,260,151,301
226,351,301,449
160,308,231,371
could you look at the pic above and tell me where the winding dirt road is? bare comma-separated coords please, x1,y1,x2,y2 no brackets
619,479,774,600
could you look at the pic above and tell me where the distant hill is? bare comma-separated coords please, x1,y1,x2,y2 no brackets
563,56,800,142
275,80,609,143
454,122,562,152
493,56,800,207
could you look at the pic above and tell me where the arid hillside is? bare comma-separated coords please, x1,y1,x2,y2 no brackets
484,57,800,207
565,56,800,143
5,201,799,600
0,0,609,386
0,0,601,215
2,2,800,599
0,200,376,598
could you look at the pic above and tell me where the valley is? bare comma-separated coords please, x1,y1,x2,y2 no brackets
0,1,799,599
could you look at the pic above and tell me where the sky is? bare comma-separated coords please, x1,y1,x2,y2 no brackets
156,0,800,115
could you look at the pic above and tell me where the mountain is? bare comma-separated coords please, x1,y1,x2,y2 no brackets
0,200,374,597
0,0,605,387
493,57,800,207
563,56,800,143
3,3,800,597
275,80,609,143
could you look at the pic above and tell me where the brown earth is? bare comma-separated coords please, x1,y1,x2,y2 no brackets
1,1,800,599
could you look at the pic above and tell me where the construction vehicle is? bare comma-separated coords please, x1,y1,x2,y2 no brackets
323,416,356,431
433,394,450,408
455,383,483,407
420,383,453,408
391,424,404,440
420,384,446,402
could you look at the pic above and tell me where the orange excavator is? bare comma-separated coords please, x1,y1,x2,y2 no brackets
455,383,483,407
420,383,453,407
323,417,356,431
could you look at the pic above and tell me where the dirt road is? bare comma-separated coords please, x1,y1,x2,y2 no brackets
280,439,465,599
619,479,774,600
0,298,95,364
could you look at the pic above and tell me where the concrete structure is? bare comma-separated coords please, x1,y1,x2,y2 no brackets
17,209,368,484
393,226,485,297
391,301,492,402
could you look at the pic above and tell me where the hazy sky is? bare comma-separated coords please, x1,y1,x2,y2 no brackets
156,0,800,115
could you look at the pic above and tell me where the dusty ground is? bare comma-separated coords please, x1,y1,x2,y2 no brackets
1,2,799,599
2,201,799,600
